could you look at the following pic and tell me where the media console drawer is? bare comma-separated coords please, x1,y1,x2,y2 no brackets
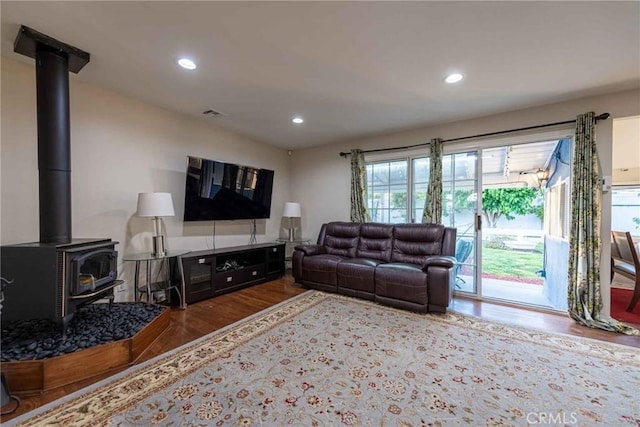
181,243,285,304
214,265,265,289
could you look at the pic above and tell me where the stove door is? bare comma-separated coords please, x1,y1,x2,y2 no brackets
71,249,117,295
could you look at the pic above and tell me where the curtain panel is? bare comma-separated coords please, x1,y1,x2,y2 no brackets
567,112,637,335
422,138,443,224
350,149,370,223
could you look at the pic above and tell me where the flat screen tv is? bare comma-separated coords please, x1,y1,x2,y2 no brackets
184,155,274,221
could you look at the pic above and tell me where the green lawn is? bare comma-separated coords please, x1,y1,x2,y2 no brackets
482,244,543,279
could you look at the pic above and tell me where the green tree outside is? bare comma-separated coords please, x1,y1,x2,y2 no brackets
481,188,544,228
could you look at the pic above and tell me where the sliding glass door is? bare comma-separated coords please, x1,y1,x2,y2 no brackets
365,137,570,308
439,152,480,294
410,152,481,294
367,153,481,295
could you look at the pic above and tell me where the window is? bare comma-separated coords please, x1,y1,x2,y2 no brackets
366,152,477,224
544,180,568,238
441,153,477,231
411,157,429,222
612,187,640,234
366,160,408,223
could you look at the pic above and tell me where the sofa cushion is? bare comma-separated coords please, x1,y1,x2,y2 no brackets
375,262,428,305
391,224,445,265
302,254,345,286
337,258,381,293
323,222,360,258
356,223,393,262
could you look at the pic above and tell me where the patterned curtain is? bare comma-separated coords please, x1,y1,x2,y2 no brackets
422,138,443,224
350,149,370,223
567,112,637,335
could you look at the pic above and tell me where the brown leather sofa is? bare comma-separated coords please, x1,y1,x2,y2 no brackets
292,222,457,313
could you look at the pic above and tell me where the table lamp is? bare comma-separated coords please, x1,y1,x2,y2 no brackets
283,202,301,241
136,192,175,257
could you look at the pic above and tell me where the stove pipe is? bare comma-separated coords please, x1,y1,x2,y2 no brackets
13,26,90,243
36,47,71,243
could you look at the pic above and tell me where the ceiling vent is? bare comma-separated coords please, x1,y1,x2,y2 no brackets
202,109,224,117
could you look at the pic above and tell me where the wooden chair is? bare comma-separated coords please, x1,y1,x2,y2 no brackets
611,231,640,312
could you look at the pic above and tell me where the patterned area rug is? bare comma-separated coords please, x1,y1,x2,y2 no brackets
8,291,640,426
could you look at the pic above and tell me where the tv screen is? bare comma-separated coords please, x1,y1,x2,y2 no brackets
184,155,274,221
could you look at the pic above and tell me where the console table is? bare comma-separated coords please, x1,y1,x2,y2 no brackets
180,242,285,304
123,249,190,309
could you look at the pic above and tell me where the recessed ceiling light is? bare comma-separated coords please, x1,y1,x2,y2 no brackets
177,58,197,70
291,116,304,124
444,73,464,84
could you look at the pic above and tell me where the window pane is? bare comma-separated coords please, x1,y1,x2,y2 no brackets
411,157,429,223
371,163,390,186
463,152,477,177
389,185,407,208
412,157,429,183
441,179,454,224
612,187,640,234
389,161,407,185
369,209,382,223
453,153,475,180
370,191,386,209
389,209,407,223
442,155,453,181
365,159,409,224
413,208,423,223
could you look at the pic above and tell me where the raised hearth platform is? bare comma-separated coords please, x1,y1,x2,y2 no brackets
1,305,170,394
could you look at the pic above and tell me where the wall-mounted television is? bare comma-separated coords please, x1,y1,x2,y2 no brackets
184,155,274,221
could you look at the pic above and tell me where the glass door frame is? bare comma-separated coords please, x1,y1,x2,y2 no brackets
446,131,574,303
438,148,483,298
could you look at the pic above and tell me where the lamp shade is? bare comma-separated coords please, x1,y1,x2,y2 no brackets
283,202,301,218
136,192,175,217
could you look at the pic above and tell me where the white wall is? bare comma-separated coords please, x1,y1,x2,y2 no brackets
612,115,640,186
292,88,640,316
1,58,291,301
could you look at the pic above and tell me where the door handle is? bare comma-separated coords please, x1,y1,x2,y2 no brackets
475,214,482,232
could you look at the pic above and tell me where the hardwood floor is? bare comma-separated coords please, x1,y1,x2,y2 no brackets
2,275,638,421
451,296,640,347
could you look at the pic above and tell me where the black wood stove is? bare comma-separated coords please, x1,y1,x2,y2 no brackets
0,27,121,332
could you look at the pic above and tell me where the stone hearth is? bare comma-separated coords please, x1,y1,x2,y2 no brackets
1,303,170,394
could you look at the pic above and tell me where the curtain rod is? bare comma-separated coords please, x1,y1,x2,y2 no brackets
339,112,610,157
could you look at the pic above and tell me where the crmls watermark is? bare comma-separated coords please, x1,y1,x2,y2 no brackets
526,412,578,425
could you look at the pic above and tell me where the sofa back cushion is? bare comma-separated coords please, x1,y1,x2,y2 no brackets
391,223,445,265
322,222,360,258
356,223,393,262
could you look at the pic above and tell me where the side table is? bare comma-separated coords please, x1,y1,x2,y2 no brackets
276,238,311,270
123,250,190,309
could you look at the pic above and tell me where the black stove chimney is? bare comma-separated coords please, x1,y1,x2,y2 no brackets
35,47,71,243
13,26,90,243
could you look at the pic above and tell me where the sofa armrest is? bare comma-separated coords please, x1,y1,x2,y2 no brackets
292,244,326,283
422,255,456,270
294,244,326,256
424,257,456,312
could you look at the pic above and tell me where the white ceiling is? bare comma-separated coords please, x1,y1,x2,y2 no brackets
1,1,639,149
